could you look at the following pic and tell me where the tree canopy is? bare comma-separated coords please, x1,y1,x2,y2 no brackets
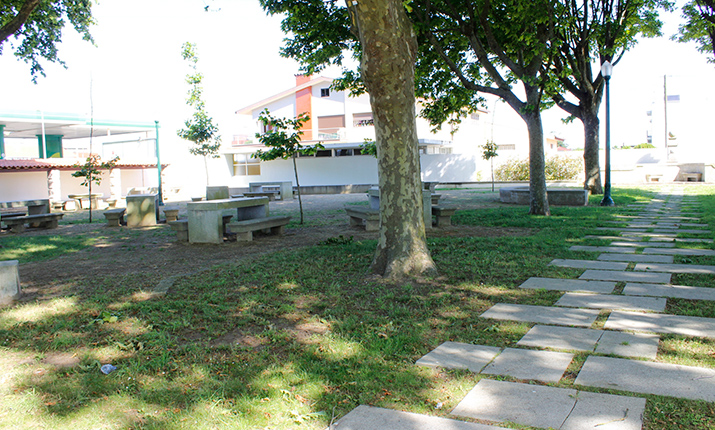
674,0,715,64
0,0,94,81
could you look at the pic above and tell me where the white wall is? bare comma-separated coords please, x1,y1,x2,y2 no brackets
0,171,49,201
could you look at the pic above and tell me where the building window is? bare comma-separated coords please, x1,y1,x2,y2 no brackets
317,115,345,140
335,149,354,157
233,153,261,176
497,144,516,151
439,147,453,154
353,112,374,127
320,88,330,97
315,149,333,157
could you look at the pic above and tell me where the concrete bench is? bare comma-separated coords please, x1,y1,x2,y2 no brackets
499,187,589,206
244,191,279,201
226,216,291,242
103,208,126,227
163,207,180,222
345,206,380,231
169,220,189,242
432,206,457,227
3,213,64,233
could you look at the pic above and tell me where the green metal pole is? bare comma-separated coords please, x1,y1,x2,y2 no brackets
155,120,163,205
0,124,5,159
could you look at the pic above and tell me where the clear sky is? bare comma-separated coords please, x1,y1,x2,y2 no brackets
1,0,713,154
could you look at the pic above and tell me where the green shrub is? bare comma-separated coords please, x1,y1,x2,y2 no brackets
495,156,583,181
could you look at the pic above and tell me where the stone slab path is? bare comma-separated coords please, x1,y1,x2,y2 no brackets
555,292,666,312
518,277,617,293
575,356,715,402
597,253,674,263
605,310,715,338
452,379,646,430
480,303,600,327
480,348,574,383
578,269,672,284
549,259,628,271
415,342,500,373
517,325,659,359
633,262,715,274
623,282,715,301
643,247,715,256
330,405,504,430
570,245,636,253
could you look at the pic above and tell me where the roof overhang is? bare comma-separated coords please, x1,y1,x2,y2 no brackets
0,158,167,171
0,111,157,140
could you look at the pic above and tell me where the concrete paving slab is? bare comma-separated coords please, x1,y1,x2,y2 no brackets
481,347,574,383
560,391,646,430
480,303,600,327
608,241,676,248
605,310,715,338
415,341,501,373
519,277,617,293
570,246,636,254
650,237,713,243
579,269,672,284
555,292,666,312
332,405,504,430
451,379,578,429
575,355,715,401
653,229,711,235
594,331,660,359
549,259,628,271
643,247,715,256
597,253,674,263
634,262,715,274
621,232,677,238
623,282,715,301
517,325,603,352
584,235,642,241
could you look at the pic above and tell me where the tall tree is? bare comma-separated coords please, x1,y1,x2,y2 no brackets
551,0,668,194
412,0,556,215
261,0,436,278
177,42,222,187
674,0,715,64
0,0,94,81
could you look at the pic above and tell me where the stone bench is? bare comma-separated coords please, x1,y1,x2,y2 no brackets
1,260,21,304
431,194,442,205
169,220,189,242
244,191,279,201
432,206,457,227
345,206,380,231
226,216,291,242
499,187,589,206
163,207,180,222
103,208,126,227
3,213,64,233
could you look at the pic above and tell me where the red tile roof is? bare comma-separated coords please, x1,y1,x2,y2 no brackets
0,159,167,171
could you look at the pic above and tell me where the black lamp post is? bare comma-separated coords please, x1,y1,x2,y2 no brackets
600,60,614,207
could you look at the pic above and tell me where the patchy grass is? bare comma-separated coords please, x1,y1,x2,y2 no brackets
0,186,714,429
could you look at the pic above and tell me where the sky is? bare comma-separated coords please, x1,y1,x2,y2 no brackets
1,0,713,156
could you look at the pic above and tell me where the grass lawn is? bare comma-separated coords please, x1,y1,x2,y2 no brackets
0,185,714,429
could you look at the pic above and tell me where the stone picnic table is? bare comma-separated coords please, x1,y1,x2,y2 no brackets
67,193,103,210
187,197,269,244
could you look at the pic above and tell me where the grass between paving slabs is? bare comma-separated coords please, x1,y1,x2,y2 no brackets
0,187,714,429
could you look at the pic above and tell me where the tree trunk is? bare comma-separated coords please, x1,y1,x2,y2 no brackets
582,110,603,194
351,0,437,279
292,154,305,224
516,84,550,216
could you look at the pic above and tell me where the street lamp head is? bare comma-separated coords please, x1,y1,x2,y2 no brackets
601,61,613,79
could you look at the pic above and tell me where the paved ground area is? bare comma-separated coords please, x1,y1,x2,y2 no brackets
331,189,715,430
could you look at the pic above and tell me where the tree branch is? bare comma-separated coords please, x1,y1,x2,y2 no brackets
0,0,41,45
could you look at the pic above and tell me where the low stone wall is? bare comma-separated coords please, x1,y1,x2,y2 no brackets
500,187,589,206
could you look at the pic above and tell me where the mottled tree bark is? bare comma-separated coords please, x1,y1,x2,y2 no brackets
582,110,603,194
523,111,550,216
350,0,436,278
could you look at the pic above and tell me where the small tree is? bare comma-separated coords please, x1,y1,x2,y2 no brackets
72,154,119,223
254,109,323,224
481,141,499,192
177,42,221,186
